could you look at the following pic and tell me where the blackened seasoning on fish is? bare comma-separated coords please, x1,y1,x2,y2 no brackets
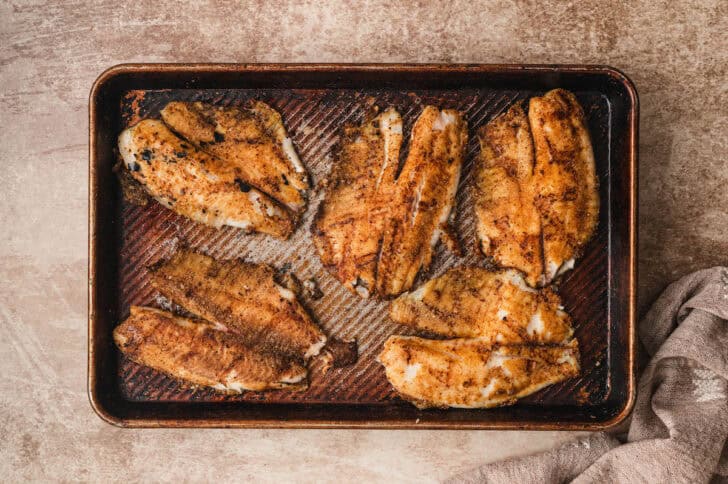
235,178,251,192
158,100,310,215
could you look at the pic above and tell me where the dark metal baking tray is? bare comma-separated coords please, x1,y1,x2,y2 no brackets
89,64,637,429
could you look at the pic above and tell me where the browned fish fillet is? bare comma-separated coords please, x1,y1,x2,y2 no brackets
160,101,309,213
378,335,579,409
114,306,307,392
529,89,599,283
118,119,294,238
390,266,574,344
474,104,543,287
313,106,466,299
473,90,599,285
312,108,403,298
150,249,327,361
376,107,468,297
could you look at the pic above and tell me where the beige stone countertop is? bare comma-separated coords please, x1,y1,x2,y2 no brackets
1,1,726,481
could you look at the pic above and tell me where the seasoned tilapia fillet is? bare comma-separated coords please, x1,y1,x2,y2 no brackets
114,306,307,392
472,90,599,285
529,89,599,283
150,249,326,361
475,104,543,287
160,101,309,213
118,119,294,238
378,335,580,409
313,105,466,299
312,108,403,298
390,267,574,344
376,107,467,297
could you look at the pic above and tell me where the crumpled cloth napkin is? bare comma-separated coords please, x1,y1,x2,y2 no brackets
449,267,728,484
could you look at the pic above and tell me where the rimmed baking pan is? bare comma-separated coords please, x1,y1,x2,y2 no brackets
89,64,637,429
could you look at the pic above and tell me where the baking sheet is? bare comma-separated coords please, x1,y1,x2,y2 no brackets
89,65,636,428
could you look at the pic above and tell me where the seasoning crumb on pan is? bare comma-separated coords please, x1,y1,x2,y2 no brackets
303,278,323,299
113,160,149,206
319,337,359,374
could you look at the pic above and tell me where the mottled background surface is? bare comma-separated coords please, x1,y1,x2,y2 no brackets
1,1,726,481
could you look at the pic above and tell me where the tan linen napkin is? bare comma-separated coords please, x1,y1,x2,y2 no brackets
448,267,728,484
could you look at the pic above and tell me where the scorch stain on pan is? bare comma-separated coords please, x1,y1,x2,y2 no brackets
116,88,610,406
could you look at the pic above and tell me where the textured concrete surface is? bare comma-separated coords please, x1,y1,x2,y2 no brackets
1,0,726,481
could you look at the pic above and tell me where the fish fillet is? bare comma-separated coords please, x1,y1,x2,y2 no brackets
390,266,574,344
473,90,599,285
118,119,294,238
474,104,543,287
149,249,327,361
114,306,307,392
160,101,309,213
312,108,403,298
529,89,599,283
378,335,579,409
313,106,467,299
376,107,467,297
